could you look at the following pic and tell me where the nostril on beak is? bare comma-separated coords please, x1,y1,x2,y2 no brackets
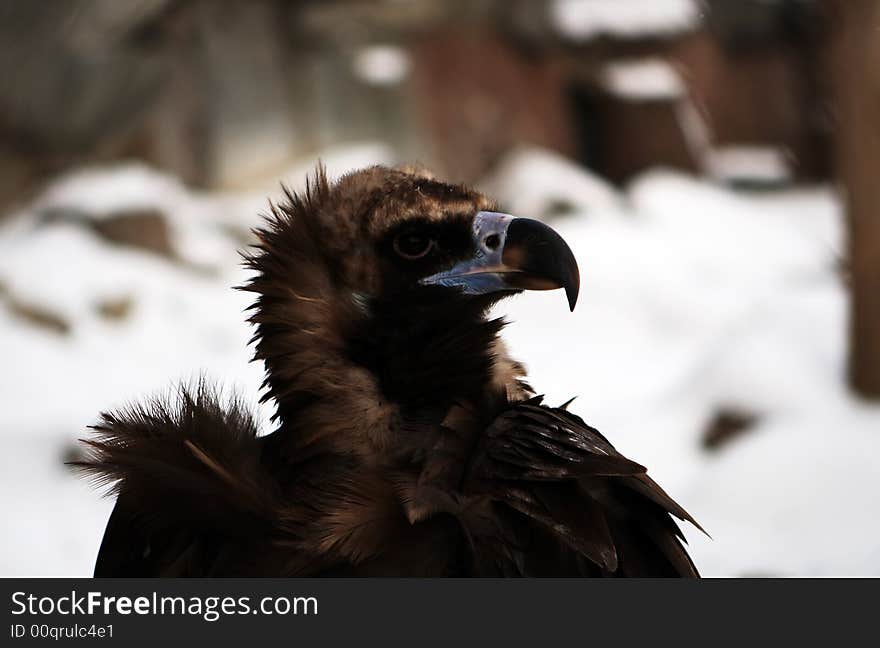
484,234,500,251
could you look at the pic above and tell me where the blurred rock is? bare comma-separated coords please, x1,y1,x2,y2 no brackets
40,204,177,259
2,293,71,336
59,441,87,468
88,208,175,259
701,407,759,451
480,146,622,219
94,295,135,322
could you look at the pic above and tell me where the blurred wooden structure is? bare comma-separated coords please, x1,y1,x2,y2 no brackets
828,0,880,398
0,0,828,203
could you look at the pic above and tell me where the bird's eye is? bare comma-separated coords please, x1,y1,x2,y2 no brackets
393,231,434,260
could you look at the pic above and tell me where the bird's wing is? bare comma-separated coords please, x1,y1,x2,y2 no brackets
464,397,702,577
74,384,280,576
92,493,157,577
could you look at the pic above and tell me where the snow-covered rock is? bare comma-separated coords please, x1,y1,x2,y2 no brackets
552,0,702,42
480,147,623,221
601,58,686,100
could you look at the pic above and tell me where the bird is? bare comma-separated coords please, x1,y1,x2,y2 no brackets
76,164,701,577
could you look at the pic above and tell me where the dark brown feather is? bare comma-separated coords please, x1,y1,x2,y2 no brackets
464,398,701,577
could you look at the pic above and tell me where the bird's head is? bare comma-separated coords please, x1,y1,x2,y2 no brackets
250,164,578,311
244,165,579,435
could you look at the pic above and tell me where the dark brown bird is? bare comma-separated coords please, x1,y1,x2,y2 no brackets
77,165,701,577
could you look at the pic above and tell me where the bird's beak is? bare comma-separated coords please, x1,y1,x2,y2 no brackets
420,211,580,311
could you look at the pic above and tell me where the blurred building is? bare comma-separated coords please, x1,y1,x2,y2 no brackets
0,0,828,211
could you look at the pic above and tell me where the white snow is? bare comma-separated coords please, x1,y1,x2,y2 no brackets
552,0,702,42
353,44,411,86
601,58,686,100
3,144,879,577
480,147,624,220
707,145,794,185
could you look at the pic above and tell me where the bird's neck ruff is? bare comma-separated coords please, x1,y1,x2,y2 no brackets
241,178,523,465
346,291,508,418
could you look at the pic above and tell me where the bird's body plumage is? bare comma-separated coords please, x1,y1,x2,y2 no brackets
78,165,700,577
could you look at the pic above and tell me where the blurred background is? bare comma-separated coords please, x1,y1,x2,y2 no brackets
1,0,879,577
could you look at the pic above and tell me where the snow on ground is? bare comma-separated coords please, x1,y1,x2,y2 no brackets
480,147,624,220
2,144,878,577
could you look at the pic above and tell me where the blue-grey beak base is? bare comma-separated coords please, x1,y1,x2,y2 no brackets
420,211,580,310
419,211,513,296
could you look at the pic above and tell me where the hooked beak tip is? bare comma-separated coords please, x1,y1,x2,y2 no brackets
565,264,580,312
504,216,580,312
420,212,581,311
